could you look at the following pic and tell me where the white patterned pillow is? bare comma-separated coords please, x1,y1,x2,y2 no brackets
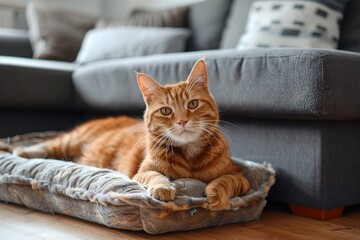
237,0,348,49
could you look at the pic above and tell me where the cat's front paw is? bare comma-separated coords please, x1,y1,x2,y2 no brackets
205,185,230,211
149,184,176,202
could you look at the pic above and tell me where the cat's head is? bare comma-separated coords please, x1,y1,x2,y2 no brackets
137,59,219,145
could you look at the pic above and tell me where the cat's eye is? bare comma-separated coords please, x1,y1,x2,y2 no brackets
160,107,172,116
188,99,199,109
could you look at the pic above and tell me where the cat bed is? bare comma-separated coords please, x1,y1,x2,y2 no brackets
0,132,275,234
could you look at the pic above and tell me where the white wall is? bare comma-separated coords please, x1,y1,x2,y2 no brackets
32,0,104,17
0,0,27,28
0,0,205,29
0,0,27,8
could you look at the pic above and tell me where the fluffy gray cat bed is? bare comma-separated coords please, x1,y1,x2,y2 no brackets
0,132,275,234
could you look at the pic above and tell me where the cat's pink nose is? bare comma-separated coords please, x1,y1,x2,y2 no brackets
177,119,188,127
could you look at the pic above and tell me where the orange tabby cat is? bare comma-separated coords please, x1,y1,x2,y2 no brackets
13,59,250,210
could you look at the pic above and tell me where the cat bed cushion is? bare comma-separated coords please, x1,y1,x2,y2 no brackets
0,133,275,234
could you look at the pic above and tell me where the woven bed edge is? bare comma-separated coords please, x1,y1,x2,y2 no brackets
0,150,276,234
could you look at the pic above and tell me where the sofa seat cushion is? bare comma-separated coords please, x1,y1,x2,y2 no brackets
0,56,77,109
73,48,360,120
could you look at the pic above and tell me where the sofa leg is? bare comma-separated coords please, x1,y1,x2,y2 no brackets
288,204,345,220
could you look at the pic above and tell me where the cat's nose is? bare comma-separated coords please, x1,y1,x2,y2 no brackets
177,119,188,127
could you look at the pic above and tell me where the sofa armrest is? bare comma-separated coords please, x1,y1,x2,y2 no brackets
0,28,32,58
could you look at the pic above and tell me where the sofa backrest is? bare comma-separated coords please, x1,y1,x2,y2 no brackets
220,0,255,49
186,0,233,51
339,0,360,52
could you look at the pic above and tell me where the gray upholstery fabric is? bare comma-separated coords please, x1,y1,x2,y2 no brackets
187,0,232,51
221,118,360,209
73,48,360,120
0,56,77,109
339,0,360,52
0,28,32,58
220,0,254,49
0,150,275,234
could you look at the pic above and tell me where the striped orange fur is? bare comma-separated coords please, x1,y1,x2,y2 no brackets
13,59,250,210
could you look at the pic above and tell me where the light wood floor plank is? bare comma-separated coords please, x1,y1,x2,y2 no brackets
0,202,359,240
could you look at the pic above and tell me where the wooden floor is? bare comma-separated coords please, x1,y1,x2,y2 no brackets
0,202,359,240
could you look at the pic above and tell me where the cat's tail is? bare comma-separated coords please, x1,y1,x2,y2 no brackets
12,116,140,161
12,131,80,161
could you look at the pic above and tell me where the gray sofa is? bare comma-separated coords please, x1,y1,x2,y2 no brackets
1,0,360,220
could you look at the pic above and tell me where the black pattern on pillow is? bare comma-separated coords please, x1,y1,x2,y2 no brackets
237,0,348,49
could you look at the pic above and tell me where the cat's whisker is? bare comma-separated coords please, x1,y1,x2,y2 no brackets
129,129,147,154
165,139,170,162
200,119,238,135
171,141,174,156
199,127,226,158
201,123,233,143
201,131,214,160
148,134,166,155
154,136,169,160
201,119,244,130
148,129,168,136
148,133,170,160
192,120,232,143
206,128,232,144
164,127,178,141
141,132,166,159
138,134,160,160
160,130,176,154
199,120,230,132
166,135,174,160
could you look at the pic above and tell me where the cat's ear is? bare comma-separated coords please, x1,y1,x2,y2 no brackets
187,58,209,91
137,73,162,102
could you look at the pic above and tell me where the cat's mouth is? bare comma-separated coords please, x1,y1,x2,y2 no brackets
168,128,199,145
179,130,194,135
